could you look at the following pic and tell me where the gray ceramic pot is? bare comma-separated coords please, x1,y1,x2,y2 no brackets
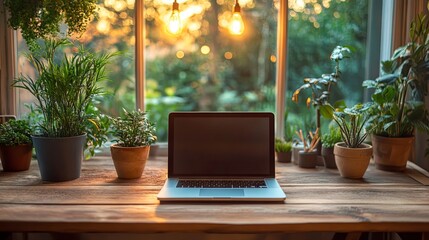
32,134,86,182
298,150,317,168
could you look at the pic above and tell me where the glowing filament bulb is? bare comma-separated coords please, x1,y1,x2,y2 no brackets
168,0,181,35
229,1,244,35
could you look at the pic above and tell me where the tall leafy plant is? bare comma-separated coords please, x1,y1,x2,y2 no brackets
363,14,429,137
14,38,115,138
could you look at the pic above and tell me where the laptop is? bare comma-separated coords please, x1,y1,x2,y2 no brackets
157,112,286,202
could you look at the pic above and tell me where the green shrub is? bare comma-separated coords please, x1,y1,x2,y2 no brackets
110,109,157,147
275,138,292,152
321,126,342,148
0,120,32,146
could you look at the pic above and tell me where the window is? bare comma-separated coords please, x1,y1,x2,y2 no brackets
286,0,370,136
144,0,279,141
9,0,374,147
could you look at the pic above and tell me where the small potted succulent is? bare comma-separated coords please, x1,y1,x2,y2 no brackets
275,138,292,163
333,103,372,179
110,109,157,179
0,119,33,171
321,126,342,169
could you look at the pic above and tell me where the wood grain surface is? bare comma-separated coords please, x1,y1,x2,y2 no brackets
0,156,428,233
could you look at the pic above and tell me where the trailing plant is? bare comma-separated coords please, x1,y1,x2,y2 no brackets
321,125,342,148
275,138,292,153
0,119,32,146
3,0,97,50
111,109,157,147
13,38,116,138
332,103,370,148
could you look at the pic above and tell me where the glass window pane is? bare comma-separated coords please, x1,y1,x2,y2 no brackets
145,0,278,142
286,0,368,136
16,0,136,118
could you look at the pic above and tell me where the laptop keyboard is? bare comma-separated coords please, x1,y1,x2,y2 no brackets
177,179,267,188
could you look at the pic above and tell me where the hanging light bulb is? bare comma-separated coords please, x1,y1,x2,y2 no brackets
229,0,244,35
168,0,181,35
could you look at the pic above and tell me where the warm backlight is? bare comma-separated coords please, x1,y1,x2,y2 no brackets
168,9,181,35
229,12,244,35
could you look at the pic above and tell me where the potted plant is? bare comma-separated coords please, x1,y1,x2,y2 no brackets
13,39,115,182
363,14,429,172
110,109,157,179
3,0,97,50
296,129,320,168
292,46,350,156
0,119,33,171
275,138,292,163
321,126,342,169
333,104,372,179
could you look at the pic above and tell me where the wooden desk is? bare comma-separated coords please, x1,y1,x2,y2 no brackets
0,157,428,235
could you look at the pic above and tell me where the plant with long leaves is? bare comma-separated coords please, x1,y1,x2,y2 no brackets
110,109,157,147
13,38,116,138
332,103,371,148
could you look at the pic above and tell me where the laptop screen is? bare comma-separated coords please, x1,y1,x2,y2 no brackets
168,112,275,178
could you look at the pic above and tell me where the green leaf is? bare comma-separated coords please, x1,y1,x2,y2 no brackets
333,100,346,109
320,104,335,119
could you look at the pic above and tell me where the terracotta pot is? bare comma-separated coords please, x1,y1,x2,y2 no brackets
322,146,337,169
276,151,292,163
292,143,304,165
334,142,372,179
298,150,317,168
0,144,32,172
110,144,150,179
372,135,414,172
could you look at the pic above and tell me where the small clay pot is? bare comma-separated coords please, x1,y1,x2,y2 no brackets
292,143,304,165
298,150,317,168
334,142,372,179
322,146,337,169
110,144,150,179
276,151,292,163
0,144,32,172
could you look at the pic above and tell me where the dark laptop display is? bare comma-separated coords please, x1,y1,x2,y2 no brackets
157,112,286,201
168,112,274,177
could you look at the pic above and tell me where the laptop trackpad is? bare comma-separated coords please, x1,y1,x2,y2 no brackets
199,189,245,197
